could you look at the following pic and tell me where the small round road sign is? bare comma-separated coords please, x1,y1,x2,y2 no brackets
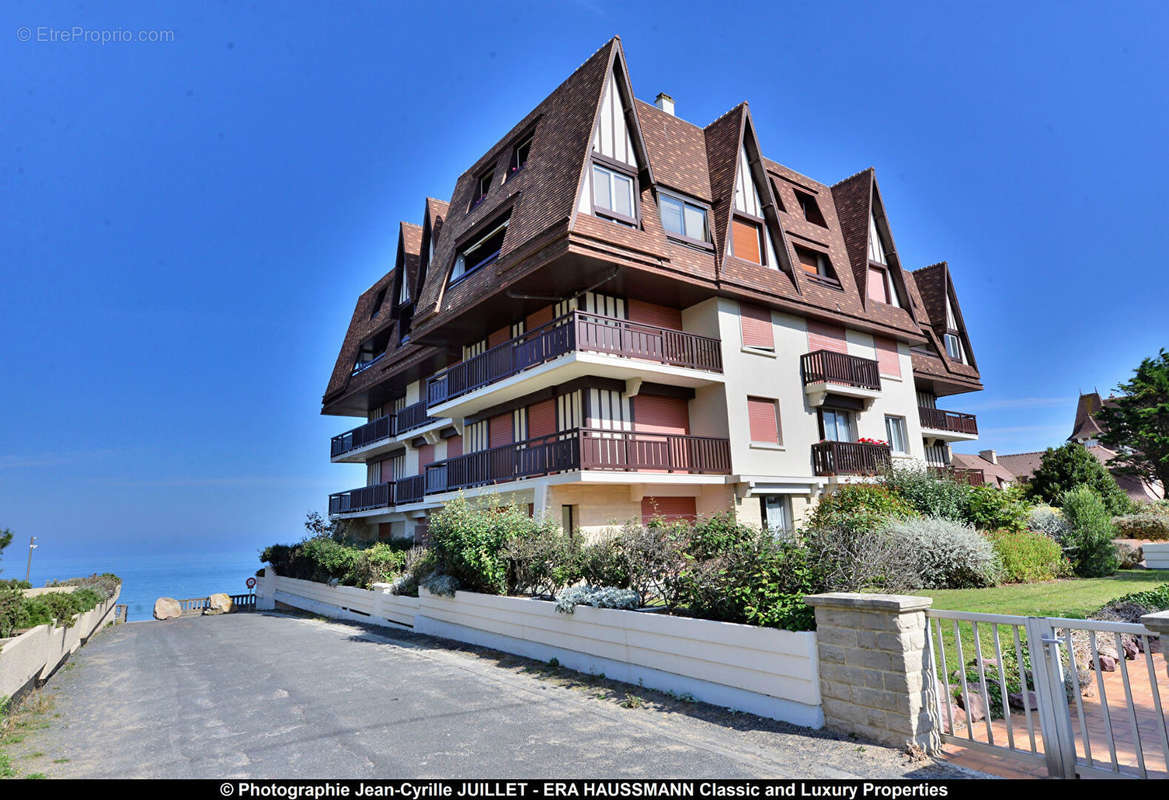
246,577,257,590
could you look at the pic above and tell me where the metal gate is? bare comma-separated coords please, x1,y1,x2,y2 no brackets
925,609,1169,778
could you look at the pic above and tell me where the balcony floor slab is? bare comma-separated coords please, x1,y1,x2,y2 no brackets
920,425,979,442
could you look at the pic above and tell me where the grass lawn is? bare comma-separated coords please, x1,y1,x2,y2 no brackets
914,569,1169,619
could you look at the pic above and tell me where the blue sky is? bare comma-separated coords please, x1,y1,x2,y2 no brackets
2,1,1167,560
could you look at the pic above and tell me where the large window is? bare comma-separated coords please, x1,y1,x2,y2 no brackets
450,214,510,284
820,407,855,442
760,495,793,536
659,192,709,244
885,415,908,454
471,169,494,208
868,211,888,264
592,162,636,222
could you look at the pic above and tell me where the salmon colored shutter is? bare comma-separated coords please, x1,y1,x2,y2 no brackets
632,395,689,435
739,303,774,349
868,266,889,303
874,336,901,378
445,434,463,459
747,397,780,444
732,218,762,264
798,249,819,274
807,319,848,354
626,299,682,330
527,399,556,439
489,413,513,448
417,443,436,472
525,304,554,330
640,496,697,524
488,325,511,347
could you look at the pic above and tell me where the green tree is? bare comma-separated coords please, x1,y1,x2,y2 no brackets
1027,442,1131,515
0,528,11,575
1098,349,1169,495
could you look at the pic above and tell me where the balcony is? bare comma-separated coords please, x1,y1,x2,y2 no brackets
918,406,979,441
811,440,892,477
330,415,397,462
395,400,439,438
800,350,881,407
328,482,394,515
389,428,731,505
929,466,986,486
425,311,724,418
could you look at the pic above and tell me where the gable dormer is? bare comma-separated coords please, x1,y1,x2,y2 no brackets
912,262,977,369
576,45,653,226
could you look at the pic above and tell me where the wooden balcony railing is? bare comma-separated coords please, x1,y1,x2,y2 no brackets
328,482,393,515
395,400,435,436
394,474,426,506
811,440,892,476
918,407,978,435
800,350,881,391
929,466,986,486
330,415,397,458
427,311,723,407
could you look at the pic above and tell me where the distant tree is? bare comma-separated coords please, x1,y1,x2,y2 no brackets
304,511,350,542
1027,443,1131,515
1098,349,1169,495
0,528,11,574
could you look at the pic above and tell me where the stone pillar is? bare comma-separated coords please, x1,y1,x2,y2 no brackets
256,566,276,611
1142,611,1169,678
805,592,937,752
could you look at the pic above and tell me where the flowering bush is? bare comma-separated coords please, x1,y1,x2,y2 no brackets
857,437,887,446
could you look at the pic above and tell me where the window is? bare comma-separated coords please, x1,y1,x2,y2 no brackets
820,408,855,442
471,169,493,208
561,505,578,538
353,328,391,374
868,211,888,265
398,272,410,305
885,415,908,454
369,287,387,319
794,190,827,227
739,303,774,350
658,192,709,244
449,214,510,284
944,333,965,363
795,245,838,284
731,217,763,264
760,495,793,536
509,134,532,176
747,397,781,444
592,162,636,222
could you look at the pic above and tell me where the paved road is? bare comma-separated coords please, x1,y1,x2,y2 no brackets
8,613,974,778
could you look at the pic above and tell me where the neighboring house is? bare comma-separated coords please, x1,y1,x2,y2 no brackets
967,393,1165,501
950,451,1015,490
321,37,984,541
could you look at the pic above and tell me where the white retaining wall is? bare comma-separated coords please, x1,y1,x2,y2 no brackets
0,587,121,701
254,568,821,728
1145,542,1169,570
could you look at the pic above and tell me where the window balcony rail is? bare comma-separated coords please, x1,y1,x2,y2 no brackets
395,400,435,436
918,406,978,435
410,428,732,497
800,350,881,391
811,440,892,476
351,354,384,376
426,311,723,407
330,415,397,458
328,482,393,515
394,474,426,506
928,466,986,486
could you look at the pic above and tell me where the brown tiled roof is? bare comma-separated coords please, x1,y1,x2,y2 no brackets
1069,392,1107,441
995,445,1164,502
950,452,1017,487
635,99,711,202
996,451,1046,482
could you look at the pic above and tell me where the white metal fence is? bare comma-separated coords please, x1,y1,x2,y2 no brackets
926,609,1169,778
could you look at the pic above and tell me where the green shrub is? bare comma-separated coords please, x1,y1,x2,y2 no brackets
1113,513,1169,541
986,529,1070,583
1060,486,1119,577
808,484,918,534
1028,505,1071,544
261,536,411,588
503,524,581,597
577,534,631,589
881,517,1002,589
964,485,1031,532
427,496,556,595
802,525,919,593
1027,443,1133,515
1102,583,1169,614
882,466,971,521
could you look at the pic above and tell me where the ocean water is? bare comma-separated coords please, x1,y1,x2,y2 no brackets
15,550,265,622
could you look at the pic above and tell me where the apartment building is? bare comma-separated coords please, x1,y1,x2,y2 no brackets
320,37,983,541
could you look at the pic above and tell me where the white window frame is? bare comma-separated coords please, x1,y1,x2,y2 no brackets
884,415,909,454
658,190,710,245
591,161,637,224
760,495,793,536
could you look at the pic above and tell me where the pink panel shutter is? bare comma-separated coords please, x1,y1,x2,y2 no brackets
527,399,556,439
489,413,513,449
633,395,690,435
747,397,780,444
874,336,901,378
740,303,774,349
806,319,848,354
627,299,683,330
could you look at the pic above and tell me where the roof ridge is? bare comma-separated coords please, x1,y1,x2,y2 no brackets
913,261,947,274
634,97,705,132
705,102,748,129
831,166,874,188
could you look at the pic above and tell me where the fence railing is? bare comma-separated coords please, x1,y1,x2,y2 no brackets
395,400,435,436
929,466,986,486
328,482,394,515
331,414,397,458
426,311,722,407
176,594,256,615
919,406,978,435
800,349,881,391
394,474,426,505
810,440,892,476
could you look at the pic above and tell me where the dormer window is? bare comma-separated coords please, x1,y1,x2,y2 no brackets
471,169,494,209
730,216,764,265
509,134,533,176
398,271,410,305
794,190,827,227
795,245,839,286
866,264,901,307
369,287,387,319
945,333,966,363
658,191,709,245
591,161,637,224
353,328,392,375
868,211,888,265
450,213,510,284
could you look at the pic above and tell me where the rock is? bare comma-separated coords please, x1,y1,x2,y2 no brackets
205,593,233,615
1009,690,1039,711
1149,637,1162,655
1115,541,1144,569
1098,654,1117,672
154,597,182,620
1123,639,1139,660
957,690,987,722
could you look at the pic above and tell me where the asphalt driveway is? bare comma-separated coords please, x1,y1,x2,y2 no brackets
5,612,974,778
